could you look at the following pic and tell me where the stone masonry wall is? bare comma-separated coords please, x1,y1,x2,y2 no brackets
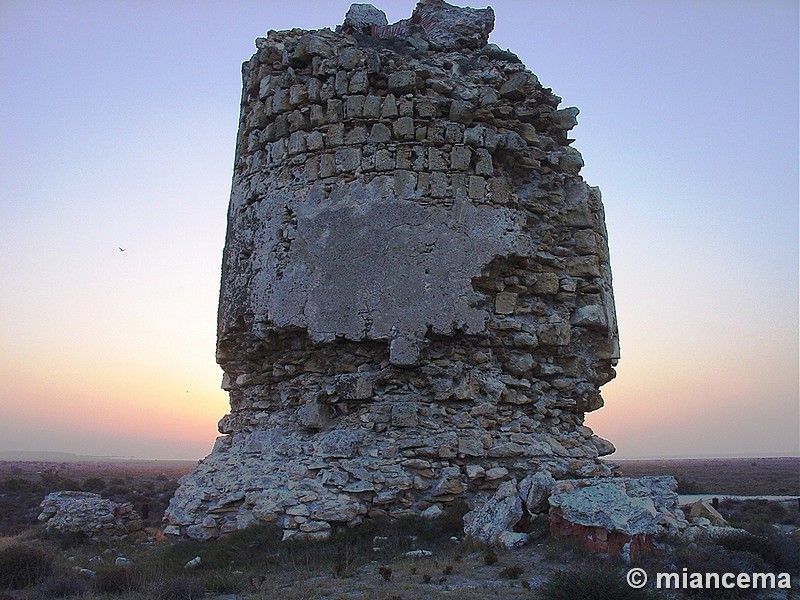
165,0,621,541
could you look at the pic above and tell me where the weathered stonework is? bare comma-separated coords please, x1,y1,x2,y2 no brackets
39,491,143,541
165,0,621,541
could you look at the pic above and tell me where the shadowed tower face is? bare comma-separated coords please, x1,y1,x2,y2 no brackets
165,0,620,541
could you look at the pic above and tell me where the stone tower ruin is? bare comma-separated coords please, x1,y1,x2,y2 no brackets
165,0,621,541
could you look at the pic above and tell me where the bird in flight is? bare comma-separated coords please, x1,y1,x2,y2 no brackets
118,247,126,252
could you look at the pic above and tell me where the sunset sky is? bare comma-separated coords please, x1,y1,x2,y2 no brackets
1,0,797,460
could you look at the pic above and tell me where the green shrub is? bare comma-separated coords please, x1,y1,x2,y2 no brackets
538,564,660,600
197,570,246,594
719,499,800,531
2,477,39,493
541,534,592,562
154,507,470,578
0,544,53,589
38,529,88,550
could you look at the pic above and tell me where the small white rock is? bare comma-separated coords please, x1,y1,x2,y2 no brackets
498,530,528,549
404,549,432,558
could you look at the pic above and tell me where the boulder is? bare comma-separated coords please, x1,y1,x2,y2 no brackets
343,3,388,32
498,531,528,549
463,479,523,545
688,500,728,526
411,0,494,50
519,471,555,514
683,524,748,541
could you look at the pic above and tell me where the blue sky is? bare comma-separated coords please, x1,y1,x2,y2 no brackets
0,0,797,459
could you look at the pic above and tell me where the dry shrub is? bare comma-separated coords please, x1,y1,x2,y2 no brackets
92,564,139,593
499,565,523,579
713,531,798,573
538,564,660,600
719,499,800,530
31,574,88,598
0,544,53,589
672,543,766,599
153,576,205,600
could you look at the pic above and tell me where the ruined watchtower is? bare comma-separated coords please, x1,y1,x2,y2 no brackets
165,0,620,541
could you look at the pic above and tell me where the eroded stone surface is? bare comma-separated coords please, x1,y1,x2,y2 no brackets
239,185,523,345
165,0,621,541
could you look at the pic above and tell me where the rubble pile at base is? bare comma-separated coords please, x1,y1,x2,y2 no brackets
463,474,688,556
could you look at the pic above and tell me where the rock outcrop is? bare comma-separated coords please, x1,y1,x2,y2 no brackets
165,0,621,541
39,491,143,541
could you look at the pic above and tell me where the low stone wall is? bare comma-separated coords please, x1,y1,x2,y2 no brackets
39,491,143,541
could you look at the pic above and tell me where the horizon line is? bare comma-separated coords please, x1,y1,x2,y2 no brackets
1,450,798,463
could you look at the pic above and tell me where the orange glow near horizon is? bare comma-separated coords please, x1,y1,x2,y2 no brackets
0,336,228,459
